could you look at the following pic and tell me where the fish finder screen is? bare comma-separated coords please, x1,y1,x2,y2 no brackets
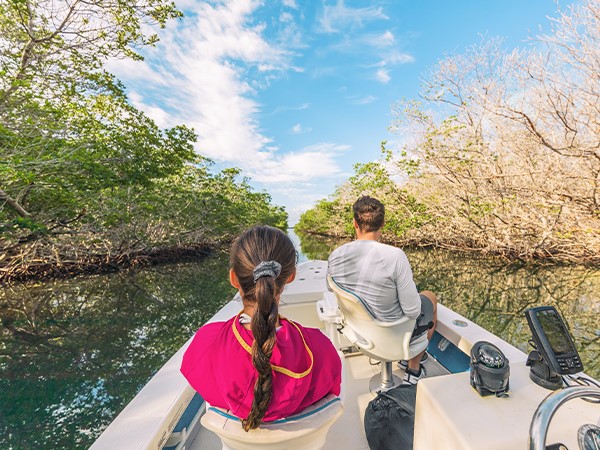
537,309,575,355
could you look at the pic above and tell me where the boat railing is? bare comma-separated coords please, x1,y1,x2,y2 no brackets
528,385,600,450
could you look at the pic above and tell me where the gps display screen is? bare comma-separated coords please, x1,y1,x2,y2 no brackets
537,309,576,355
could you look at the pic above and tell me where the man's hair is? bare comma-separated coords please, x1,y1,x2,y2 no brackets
353,196,385,232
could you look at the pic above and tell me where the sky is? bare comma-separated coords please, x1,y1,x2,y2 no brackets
108,0,568,225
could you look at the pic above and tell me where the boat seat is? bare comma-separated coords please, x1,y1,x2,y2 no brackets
327,275,428,391
200,394,343,450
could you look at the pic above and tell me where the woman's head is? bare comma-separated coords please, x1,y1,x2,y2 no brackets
229,225,296,431
229,225,296,303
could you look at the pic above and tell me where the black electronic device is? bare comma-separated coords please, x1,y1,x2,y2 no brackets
525,306,583,390
469,341,510,397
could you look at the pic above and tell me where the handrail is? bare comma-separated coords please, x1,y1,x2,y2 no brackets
528,385,600,450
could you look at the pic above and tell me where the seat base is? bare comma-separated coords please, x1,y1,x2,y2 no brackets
369,373,402,394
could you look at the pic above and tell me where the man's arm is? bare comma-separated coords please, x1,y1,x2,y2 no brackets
395,250,421,319
326,248,338,291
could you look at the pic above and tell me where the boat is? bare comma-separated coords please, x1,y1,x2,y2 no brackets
91,260,600,450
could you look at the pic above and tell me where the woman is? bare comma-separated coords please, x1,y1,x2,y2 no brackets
181,226,341,431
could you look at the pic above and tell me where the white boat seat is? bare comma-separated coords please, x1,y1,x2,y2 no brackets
327,275,428,391
200,394,343,450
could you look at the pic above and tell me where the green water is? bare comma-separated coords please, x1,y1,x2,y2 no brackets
1,232,599,449
0,254,235,449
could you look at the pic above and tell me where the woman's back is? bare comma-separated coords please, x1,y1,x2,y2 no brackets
181,314,341,421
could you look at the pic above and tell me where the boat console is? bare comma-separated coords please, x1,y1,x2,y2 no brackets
415,306,599,450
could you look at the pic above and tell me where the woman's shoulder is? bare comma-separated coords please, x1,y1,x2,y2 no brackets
287,321,337,353
192,318,229,338
185,317,237,353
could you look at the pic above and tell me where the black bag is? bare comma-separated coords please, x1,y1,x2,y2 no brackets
364,384,417,450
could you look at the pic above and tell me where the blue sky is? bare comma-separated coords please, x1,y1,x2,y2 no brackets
109,0,566,224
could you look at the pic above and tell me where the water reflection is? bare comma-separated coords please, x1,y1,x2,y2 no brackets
1,233,598,449
295,231,600,379
0,254,234,449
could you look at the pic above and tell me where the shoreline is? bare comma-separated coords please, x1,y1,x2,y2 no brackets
4,229,599,286
0,243,220,285
295,230,600,266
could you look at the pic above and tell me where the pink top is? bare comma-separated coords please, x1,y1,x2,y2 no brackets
180,314,342,421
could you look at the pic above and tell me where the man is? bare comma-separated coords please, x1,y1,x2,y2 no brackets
327,196,437,385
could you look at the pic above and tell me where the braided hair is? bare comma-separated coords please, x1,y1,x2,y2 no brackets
229,226,296,431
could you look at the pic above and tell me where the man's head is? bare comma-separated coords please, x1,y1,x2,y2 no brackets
353,196,385,233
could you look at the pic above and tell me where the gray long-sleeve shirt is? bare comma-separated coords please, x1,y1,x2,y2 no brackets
327,240,421,322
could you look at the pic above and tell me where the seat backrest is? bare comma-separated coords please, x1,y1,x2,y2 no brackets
327,276,375,321
200,394,343,450
327,275,426,361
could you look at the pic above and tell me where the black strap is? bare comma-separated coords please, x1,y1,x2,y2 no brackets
413,320,434,337
378,391,406,408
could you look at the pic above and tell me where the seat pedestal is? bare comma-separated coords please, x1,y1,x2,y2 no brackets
369,361,402,393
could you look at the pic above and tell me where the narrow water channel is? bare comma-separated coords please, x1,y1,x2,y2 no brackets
1,231,598,449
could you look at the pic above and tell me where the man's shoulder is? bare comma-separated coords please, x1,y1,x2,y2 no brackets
328,240,356,258
329,240,406,257
375,241,406,255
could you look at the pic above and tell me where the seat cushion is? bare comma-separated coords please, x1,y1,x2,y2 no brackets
200,394,343,447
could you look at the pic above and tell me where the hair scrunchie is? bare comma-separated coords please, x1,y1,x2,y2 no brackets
253,260,282,283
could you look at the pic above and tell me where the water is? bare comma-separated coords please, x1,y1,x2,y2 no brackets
1,232,599,449
0,254,234,450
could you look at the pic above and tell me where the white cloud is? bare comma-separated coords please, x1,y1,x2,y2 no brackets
127,91,172,128
280,12,294,22
319,0,388,33
292,123,311,134
248,143,349,183
109,0,347,195
329,31,394,53
282,0,298,8
375,68,391,83
370,30,395,47
384,51,415,65
267,103,310,116
111,0,284,163
351,95,377,105
170,0,199,11
368,50,413,82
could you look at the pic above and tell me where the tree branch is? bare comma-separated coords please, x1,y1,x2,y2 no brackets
0,189,31,217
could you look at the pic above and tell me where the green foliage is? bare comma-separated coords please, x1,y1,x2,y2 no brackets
0,217,47,234
295,198,351,236
297,141,431,241
0,0,287,276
